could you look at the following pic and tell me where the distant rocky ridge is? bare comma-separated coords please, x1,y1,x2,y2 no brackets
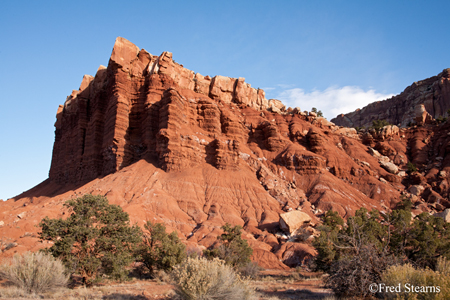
2,37,450,270
331,69,450,128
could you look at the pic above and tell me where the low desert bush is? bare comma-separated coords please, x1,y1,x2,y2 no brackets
154,269,171,283
170,257,256,300
0,251,68,295
238,261,263,279
0,286,28,299
407,161,418,173
325,244,398,298
436,115,447,124
436,256,450,275
381,260,450,299
372,119,391,132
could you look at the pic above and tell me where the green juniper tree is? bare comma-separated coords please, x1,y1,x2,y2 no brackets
313,203,450,297
371,119,390,132
136,221,186,275
204,224,253,268
311,107,323,117
39,194,142,285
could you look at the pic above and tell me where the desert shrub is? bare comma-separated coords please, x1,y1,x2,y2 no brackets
170,257,256,300
39,194,142,285
313,204,450,297
312,210,343,272
311,107,323,117
381,261,450,299
372,119,391,132
0,286,28,299
315,206,450,271
154,270,171,283
238,261,263,279
325,244,398,298
313,209,397,296
436,256,450,275
403,212,450,269
436,115,447,124
136,221,186,275
0,251,68,295
407,161,418,173
314,209,398,297
203,224,253,269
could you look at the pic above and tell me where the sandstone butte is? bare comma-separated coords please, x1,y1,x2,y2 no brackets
1,37,450,270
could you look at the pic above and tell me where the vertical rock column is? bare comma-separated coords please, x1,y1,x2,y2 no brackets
101,37,141,174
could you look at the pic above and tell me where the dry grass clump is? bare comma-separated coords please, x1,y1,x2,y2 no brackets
0,286,29,298
238,261,263,279
170,257,257,300
0,251,69,295
436,256,450,275
381,259,450,299
154,269,171,283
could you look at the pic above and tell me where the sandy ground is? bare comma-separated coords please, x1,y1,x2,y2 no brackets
0,269,334,300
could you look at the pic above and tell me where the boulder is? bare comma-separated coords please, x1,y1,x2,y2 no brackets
378,125,399,139
251,249,290,270
293,226,319,242
313,117,334,127
435,209,450,223
268,99,285,113
368,147,382,158
292,107,302,114
408,185,425,196
414,104,433,125
274,242,317,267
380,160,399,174
279,211,311,234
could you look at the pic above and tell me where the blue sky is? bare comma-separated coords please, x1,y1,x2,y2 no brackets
1,0,449,200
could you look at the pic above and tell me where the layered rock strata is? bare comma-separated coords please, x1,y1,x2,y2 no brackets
50,37,272,184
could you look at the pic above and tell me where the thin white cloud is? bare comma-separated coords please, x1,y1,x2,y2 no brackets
277,83,296,89
277,86,395,120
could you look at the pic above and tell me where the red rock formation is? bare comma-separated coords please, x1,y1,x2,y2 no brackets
331,68,450,128
2,37,450,270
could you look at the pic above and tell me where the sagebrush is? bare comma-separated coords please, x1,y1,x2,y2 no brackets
0,251,68,295
170,257,256,300
382,260,450,299
238,261,263,279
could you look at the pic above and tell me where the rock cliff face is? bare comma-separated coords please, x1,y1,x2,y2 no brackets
331,69,450,128
2,37,450,269
49,37,272,184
